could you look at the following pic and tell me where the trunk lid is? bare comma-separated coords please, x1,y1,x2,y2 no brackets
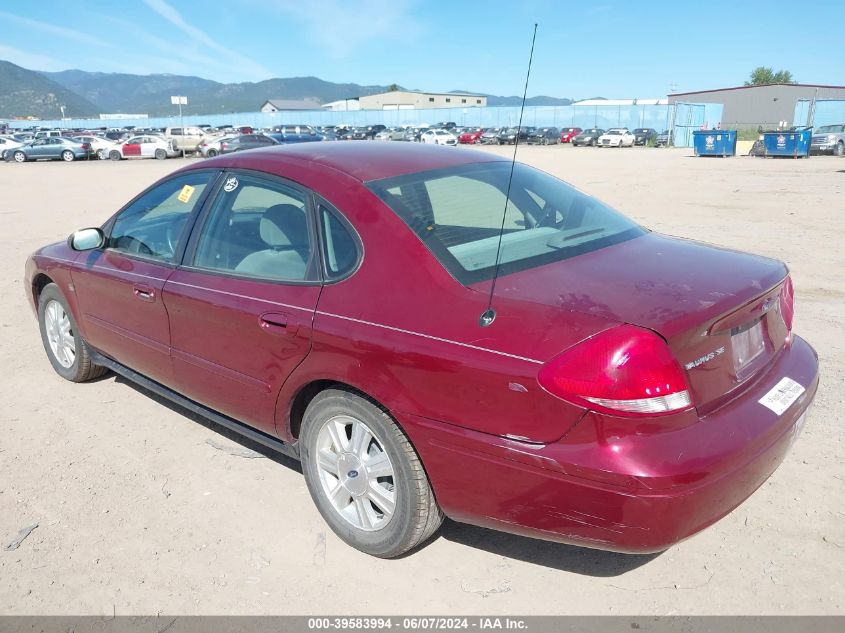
491,233,790,413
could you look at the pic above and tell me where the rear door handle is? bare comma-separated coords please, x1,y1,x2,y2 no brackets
259,312,299,334
133,284,156,302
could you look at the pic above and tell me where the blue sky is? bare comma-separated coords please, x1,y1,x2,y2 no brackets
1,0,842,99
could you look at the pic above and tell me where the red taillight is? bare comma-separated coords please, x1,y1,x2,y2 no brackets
538,325,693,417
81,143,90,149
780,274,794,332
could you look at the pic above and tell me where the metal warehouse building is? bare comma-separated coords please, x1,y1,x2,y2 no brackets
668,83,845,129
357,90,486,110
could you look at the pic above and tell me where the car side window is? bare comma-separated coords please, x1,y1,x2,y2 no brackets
192,175,315,282
318,204,359,279
109,172,214,262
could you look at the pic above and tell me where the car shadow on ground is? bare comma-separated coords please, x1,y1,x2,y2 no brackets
109,374,662,576
111,374,302,473
431,520,661,576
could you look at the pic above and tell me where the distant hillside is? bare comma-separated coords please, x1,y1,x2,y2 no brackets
42,70,396,116
0,61,99,119
0,60,577,118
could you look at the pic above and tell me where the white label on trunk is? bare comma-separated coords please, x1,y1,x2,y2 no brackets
758,377,805,415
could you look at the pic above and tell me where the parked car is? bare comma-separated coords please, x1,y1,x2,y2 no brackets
351,125,386,140
527,127,561,145
420,129,457,145
72,135,116,160
108,135,179,160
27,142,817,559
197,136,234,158
0,135,24,160
458,128,484,144
104,130,133,143
434,121,457,130
165,126,207,153
405,127,429,142
218,134,279,154
559,127,582,143
810,124,845,156
479,127,503,144
571,128,605,146
655,130,673,147
374,127,407,141
597,128,635,147
8,137,96,162
270,125,321,144
632,128,658,146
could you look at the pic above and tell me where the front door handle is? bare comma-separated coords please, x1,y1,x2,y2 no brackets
133,284,156,302
259,312,298,335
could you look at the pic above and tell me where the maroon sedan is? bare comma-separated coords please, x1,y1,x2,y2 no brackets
26,143,817,558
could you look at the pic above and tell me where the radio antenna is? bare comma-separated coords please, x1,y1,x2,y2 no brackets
479,23,538,328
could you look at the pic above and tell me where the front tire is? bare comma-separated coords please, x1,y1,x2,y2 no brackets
38,284,107,382
300,389,443,558
14,151,26,163
836,141,844,157
109,150,121,161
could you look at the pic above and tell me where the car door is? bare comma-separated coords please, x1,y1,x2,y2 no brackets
163,171,321,435
72,170,219,385
28,139,49,158
122,137,142,157
139,137,156,158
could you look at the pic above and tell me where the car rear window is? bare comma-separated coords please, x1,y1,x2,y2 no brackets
368,162,645,284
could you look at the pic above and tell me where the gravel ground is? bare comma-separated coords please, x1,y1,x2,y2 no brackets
1,145,843,615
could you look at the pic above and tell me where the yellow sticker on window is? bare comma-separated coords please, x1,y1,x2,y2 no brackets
177,184,195,204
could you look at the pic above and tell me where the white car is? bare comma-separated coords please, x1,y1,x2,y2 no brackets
420,129,457,145
72,135,116,160
108,135,179,160
0,136,24,160
197,135,235,157
597,128,635,147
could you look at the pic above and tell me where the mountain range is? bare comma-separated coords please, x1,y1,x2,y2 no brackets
0,60,572,119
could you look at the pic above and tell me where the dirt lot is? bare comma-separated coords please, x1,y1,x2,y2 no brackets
1,146,843,615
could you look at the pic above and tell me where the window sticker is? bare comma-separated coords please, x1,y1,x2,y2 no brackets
223,176,239,193
177,184,196,204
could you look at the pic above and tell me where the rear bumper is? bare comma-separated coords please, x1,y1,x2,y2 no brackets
401,335,818,553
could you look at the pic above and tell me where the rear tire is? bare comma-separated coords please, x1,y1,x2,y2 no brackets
38,284,107,383
154,148,167,160
300,389,443,558
61,150,74,162
206,149,218,157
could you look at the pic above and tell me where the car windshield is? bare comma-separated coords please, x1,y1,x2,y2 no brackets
368,162,645,284
606,131,621,135
816,125,845,133
586,129,601,134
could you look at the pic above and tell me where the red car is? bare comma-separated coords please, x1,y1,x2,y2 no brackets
458,127,485,144
560,126,582,143
26,143,818,558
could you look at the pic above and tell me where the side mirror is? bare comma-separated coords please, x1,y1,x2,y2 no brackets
68,227,105,251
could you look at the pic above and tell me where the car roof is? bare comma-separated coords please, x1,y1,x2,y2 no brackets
194,142,507,182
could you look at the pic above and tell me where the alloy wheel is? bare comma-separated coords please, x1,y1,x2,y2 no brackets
44,300,75,368
314,414,396,531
